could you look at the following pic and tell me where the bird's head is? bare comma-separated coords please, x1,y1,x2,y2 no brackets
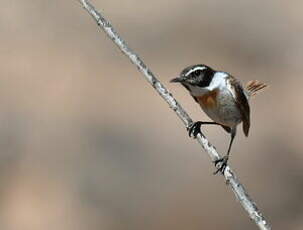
170,64,215,95
170,64,215,86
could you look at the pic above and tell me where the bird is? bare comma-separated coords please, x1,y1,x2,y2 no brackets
170,64,267,174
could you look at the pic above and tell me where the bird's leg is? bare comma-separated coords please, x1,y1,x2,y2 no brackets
214,128,236,175
188,121,221,138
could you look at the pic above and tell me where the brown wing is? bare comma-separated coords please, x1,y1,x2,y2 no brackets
230,77,250,136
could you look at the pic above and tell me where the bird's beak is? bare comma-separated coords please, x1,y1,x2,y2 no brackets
170,76,185,83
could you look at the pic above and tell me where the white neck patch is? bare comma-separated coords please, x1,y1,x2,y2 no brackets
186,71,228,97
207,71,228,90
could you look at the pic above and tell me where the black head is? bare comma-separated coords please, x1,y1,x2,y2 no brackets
170,64,215,88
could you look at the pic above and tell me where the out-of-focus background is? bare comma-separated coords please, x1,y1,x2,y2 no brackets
1,1,303,229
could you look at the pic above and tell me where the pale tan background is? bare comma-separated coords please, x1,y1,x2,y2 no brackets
1,1,303,230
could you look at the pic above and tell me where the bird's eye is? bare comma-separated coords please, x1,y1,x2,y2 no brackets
194,70,201,76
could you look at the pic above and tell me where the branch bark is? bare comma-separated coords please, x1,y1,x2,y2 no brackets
77,1,271,229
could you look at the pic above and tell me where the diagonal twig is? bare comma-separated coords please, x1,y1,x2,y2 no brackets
77,1,271,229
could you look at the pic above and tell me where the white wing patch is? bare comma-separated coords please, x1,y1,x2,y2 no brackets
225,78,236,99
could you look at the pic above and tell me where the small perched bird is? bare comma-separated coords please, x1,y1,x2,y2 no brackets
170,64,267,174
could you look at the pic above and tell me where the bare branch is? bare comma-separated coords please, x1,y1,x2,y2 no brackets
77,1,271,229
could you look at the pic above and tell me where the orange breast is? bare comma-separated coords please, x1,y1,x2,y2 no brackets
196,90,218,109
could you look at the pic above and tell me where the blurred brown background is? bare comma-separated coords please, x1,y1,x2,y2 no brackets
1,0,303,229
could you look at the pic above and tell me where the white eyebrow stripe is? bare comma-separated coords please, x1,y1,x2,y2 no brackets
185,66,206,76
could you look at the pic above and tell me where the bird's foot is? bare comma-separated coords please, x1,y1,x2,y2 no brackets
213,155,229,175
187,121,203,138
